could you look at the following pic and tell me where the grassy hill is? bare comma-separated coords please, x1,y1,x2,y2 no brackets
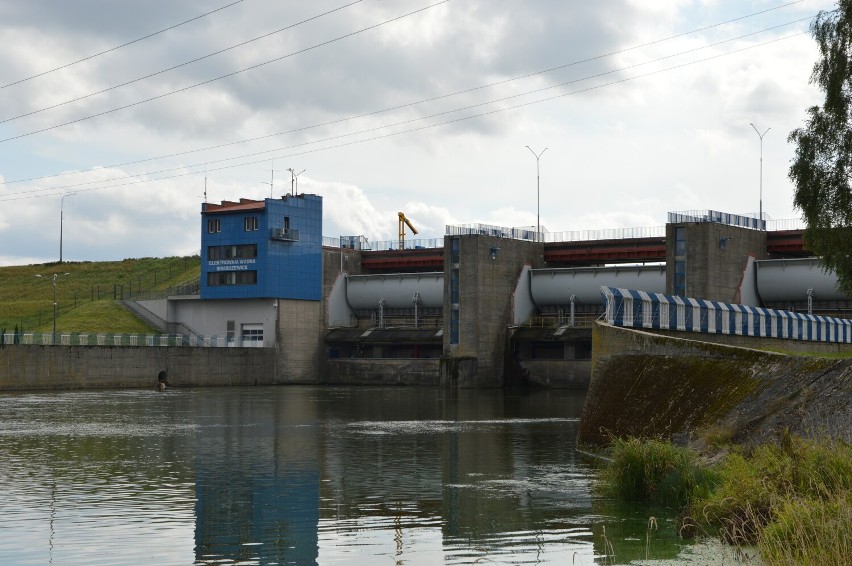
0,256,200,335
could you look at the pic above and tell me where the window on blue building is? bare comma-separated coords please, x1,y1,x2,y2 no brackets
207,270,258,286
208,244,257,260
207,218,221,233
244,217,258,231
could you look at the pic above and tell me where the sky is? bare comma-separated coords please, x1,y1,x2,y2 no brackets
0,0,835,266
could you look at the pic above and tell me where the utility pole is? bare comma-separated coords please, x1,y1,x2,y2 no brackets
750,123,770,230
59,193,77,263
526,146,547,242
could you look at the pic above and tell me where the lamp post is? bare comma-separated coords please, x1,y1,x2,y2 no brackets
525,146,547,242
59,192,77,263
288,168,306,196
750,123,769,230
36,273,69,344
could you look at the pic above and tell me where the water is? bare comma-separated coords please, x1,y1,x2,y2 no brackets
0,387,739,565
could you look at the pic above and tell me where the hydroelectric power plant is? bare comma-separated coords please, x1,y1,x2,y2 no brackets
2,195,850,391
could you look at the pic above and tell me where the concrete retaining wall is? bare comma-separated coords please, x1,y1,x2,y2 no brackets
326,359,442,385
578,322,852,446
518,360,591,389
0,344,277,391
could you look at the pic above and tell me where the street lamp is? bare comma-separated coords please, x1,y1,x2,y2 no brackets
525,146,547,242
288,168,306,196
59,192,77,263
35,273,70,344
750,123,770,230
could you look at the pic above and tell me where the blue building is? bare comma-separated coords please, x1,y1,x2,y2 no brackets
200,194,323,300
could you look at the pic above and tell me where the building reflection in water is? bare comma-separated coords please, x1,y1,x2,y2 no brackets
188,387,595,565
193,389,321,565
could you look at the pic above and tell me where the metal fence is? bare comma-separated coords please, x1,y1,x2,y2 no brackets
0,333,267,348
546,226,666,242
602,287,852,344
446,223,538,241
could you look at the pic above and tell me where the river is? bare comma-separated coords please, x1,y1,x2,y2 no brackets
0,386,744,565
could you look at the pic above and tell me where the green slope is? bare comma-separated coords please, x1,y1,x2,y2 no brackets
0,256,200,335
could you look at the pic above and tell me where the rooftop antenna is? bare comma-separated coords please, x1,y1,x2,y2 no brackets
204,176,208,203
263,158,280,198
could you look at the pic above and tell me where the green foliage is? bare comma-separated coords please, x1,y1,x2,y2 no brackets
759,492,852,566
600,436,852,564
0,256,199,334
789,2,852,294
599,437,719,508
692,435,852,563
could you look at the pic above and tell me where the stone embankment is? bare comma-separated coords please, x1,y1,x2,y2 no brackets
578,322,852,446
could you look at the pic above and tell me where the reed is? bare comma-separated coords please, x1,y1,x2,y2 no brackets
597,434,852,565
598,437,718,508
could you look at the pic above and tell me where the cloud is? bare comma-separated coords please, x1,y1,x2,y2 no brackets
0,0,835,266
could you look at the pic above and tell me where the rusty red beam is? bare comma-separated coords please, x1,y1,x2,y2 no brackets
544,238,666,264
361,248,444,270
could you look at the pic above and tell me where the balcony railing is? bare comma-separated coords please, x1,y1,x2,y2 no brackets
271,228,300,241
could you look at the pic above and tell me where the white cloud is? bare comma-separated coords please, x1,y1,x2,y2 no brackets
0,0,837,265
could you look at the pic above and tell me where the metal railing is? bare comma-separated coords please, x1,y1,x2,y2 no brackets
1,333,269,348
668,209,765,230
367,238,444,251
766,218,807,231
446,223,538,241
546,226,666,242
325,216,807,253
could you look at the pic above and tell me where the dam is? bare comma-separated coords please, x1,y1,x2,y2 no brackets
2,199,850,390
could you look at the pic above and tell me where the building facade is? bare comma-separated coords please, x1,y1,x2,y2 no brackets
200,194,323,300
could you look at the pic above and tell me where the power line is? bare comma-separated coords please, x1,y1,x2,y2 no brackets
0,1,810,187
0,30,808,203
0,0,365,125
0,0,449,144
0,0,246,90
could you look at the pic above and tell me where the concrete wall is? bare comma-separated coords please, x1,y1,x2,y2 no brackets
517,360,591,389
164,297,278,345
326,359,442,385
666,222,766,303
578,322,852,446
444,235,543,387
0,344,277,391
274,247,363,383
643,327,852,354
276,299,323,383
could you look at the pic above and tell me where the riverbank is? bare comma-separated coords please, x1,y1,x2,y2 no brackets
596,435,851,565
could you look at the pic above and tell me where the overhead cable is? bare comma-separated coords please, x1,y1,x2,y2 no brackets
0,0,246,90
0,0,449,144
0,0,809,186
0,31,808,203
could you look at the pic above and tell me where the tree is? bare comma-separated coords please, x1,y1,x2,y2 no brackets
789,1,852,294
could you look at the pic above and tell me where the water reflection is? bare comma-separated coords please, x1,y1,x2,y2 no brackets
0,386,702,565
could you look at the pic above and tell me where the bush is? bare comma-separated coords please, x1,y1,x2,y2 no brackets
599,437,718,508
693,435,852,546
759,492,851,566
599,435,852,564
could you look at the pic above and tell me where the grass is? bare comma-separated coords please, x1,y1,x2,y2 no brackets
0,256,200,334
598,437,719,509
597,434,852,565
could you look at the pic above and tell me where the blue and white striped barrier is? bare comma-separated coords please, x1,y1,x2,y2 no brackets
602,287,852,344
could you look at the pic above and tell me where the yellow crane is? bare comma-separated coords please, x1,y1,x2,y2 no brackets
398,212,418,250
